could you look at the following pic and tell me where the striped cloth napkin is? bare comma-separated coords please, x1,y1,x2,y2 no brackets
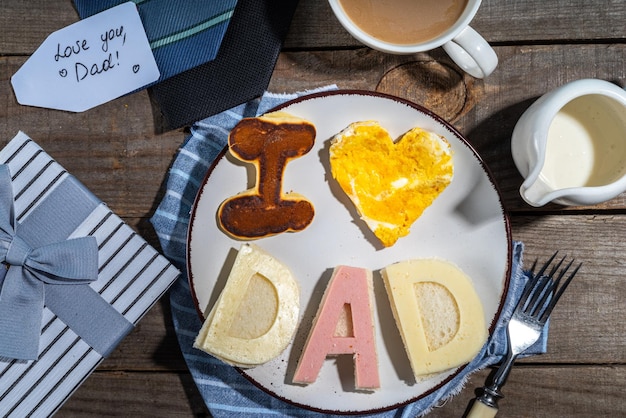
150,87,546,417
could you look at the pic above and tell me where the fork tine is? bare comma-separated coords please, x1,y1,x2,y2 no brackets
518,252,568,316
550,257,573,289
517,270,542,309
532,251,558,278
521,253,580,321
519,254,551,303
539,261,581,323
528,256,568,317
526,275,556,317
547,255,566,279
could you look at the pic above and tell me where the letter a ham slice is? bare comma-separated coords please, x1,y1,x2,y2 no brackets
293,265,379,390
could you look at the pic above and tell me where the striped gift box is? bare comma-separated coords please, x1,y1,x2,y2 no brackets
0,132,180,417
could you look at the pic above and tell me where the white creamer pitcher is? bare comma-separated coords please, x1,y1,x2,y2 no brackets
511,79,626,207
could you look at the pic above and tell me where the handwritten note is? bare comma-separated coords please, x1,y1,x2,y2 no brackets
11,2,159,112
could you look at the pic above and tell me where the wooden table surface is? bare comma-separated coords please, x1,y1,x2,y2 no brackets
1,1,625,417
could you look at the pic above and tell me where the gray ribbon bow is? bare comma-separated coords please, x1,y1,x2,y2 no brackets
0,165,98,360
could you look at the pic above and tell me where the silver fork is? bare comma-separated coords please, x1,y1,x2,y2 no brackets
466,252,581,418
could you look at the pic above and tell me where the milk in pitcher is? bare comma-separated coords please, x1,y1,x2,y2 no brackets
540,94,626,190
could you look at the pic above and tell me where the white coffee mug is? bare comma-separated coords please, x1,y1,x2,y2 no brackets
328,0,497,78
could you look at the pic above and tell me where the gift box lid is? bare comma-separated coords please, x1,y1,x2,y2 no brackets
0,132,180,417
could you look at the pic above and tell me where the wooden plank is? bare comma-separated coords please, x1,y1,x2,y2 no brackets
0,57,185,218
0,1,624,416
55,372,209,417
510,215,626,364
1,47,624,217
98,298,188,372
55,366,626,417
2,1,626,55
1,47,624,368
443,366,626,418
0,1,78,54
269,44,626,211
111,215,625,371
284,0,626,48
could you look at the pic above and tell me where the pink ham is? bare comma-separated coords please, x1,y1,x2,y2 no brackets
293,265,379,389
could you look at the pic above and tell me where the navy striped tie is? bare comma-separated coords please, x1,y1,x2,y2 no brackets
73,0,299,130
74,0,238,84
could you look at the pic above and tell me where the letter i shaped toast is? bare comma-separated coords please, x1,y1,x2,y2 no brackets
218,112,316,239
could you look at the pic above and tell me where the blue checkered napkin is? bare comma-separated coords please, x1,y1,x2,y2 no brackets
150,88,546,417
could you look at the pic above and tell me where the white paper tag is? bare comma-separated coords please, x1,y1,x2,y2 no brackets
11,2,160,112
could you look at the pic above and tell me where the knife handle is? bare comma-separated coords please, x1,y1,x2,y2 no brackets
467,399,498,418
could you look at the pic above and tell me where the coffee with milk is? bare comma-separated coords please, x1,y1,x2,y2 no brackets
338,0,468,45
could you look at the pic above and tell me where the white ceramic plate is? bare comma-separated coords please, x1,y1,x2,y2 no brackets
187,90,512,414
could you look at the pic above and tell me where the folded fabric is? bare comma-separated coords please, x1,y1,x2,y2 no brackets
150,88,547,417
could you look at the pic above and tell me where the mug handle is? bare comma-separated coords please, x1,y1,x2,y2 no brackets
442,26,498,78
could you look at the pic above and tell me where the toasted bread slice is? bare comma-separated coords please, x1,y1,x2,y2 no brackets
382,258,487,377
218,112,316,240
329,121,453,247
194,244,300,367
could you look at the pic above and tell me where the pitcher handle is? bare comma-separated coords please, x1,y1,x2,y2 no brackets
442,26,498,79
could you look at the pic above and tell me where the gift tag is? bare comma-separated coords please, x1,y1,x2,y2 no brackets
11,2,159,112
